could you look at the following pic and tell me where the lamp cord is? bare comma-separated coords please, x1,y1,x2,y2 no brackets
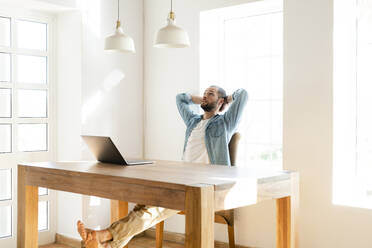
171,0,173,12
117,0,120,21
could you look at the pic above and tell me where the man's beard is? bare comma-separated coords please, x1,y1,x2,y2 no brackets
201,100,218,112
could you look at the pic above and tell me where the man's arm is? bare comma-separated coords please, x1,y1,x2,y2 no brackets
191,95,203,104
176,93,199,125
223,89,248,132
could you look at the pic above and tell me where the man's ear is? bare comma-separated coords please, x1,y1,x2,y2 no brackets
219,102,227,112
218,98,226,112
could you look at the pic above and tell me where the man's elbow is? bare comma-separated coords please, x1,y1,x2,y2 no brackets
240,88,248,97
176,93,183,101
236,88,248,102
176,93,190,104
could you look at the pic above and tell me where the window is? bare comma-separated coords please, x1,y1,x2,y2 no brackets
0,9,56,246
333,0,372,208
200,0,283,168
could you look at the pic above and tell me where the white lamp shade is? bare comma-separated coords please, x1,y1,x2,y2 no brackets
105,26,135,53
154,19,190,48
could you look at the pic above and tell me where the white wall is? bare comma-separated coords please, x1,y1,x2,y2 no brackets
144,0,372,248
55,0,143,237
56,10,83,239
79,0,144,230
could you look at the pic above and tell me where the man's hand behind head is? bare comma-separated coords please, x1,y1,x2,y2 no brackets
219,95,233,112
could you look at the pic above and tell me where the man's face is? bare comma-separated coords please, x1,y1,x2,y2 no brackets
201,87,222,112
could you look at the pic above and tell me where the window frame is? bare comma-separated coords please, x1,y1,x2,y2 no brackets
0,6,57,246
199,1,283,168
333,0,372,209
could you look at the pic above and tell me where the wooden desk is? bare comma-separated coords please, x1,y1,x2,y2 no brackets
17,160,299,248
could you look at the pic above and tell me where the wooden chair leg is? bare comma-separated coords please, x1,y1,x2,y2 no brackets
227,224,236,248
216,209,235,248
156,221,164,248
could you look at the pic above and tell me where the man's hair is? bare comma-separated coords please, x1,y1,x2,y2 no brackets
210,85,227,99
209,85,227,112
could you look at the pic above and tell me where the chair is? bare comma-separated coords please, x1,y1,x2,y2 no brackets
155,132,241,248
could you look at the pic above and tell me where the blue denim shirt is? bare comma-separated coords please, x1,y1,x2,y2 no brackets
176,89,248,166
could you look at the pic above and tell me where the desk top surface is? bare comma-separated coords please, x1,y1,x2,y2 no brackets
19,160,294,188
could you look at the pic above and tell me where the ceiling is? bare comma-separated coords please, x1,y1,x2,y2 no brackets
0,0,78,13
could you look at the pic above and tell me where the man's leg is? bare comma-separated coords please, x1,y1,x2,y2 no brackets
78,204,178,248
108,205,178,248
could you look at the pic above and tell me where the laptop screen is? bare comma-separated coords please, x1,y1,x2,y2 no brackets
81,135,127,165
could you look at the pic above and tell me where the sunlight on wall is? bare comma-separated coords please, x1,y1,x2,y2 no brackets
82,69,125,124
82,91,103,124
103,69,125,92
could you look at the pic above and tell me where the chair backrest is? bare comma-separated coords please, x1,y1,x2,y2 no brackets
228,132,241,166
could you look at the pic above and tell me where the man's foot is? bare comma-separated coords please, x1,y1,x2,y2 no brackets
77,220,113,243
85,231,104,248
77,220,88,241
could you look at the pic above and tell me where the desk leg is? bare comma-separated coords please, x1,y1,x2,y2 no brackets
276,174,299,248
276,196,291,248
185,185,214,248
110,200,128,223
17,166,39,248
110,200,129,248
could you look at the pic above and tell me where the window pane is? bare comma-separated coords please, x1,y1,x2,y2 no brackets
0,53,11,82
38,187,48,196
239,143,281,168
0,205,11,238
271,13,283,56
18,89,47,117
0,88,11,117
0,169,11,201
244,143,275,167
15,55,47,84
271,57,283,100
18,124,47,152
245,58,272,100
225,15,271,58
356,2,372,176
268,144,283,167
271,101,283,145
244,101,271,144
0,124,11,153
0,17,10,47
16,20,47,51
38,201,48,231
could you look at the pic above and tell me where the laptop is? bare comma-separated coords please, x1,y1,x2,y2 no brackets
81,135,153,166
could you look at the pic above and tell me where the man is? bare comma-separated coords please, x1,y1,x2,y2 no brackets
77,86,248,248
177,86,248,165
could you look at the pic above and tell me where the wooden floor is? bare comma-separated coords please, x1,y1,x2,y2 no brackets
127,236,184,248
40,236,184,248
40,244,71,248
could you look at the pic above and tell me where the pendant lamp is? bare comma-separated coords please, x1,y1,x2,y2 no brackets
105,0,135,53
154,0,190,48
